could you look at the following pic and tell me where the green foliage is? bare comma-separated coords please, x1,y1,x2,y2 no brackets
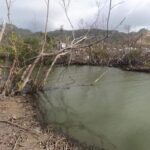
45,36,56,50
0,59,4,64
0,32,58,64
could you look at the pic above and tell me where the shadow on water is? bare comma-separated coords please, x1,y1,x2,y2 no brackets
34,90,117,150
32,66,150,150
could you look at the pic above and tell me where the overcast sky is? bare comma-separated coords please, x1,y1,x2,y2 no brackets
0,0,150,32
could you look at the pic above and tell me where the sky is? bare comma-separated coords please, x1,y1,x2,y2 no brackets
0,0,150,32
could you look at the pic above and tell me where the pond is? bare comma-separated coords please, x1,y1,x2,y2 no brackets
35,66,150,150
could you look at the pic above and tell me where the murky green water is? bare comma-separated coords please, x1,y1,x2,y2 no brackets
35,66,150,150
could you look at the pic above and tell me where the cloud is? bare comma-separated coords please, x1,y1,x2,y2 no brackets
109,0,150,31
0,0,150,32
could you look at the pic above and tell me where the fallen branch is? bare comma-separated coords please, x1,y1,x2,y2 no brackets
93,70,108,84
0,120,39,136
42,51,69,87
12,135,20,150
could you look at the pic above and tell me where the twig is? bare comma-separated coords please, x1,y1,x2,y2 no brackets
42,0,50,52
93,70,108,84
0,120,39,136
106,0,112,37
61,0,75,40
0,21,6,43
12,135,20,150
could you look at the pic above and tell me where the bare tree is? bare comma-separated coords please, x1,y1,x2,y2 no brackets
0,21,6,43
42,0,50,52
5,0,14,23
1,0,15,95
60,0,75,40
0,0,126,96
124,25,131,47
34,0,114,88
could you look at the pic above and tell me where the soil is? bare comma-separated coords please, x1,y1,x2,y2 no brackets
122,65,150,73
0,96,101,150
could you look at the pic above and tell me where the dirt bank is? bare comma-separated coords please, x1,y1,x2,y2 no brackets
122,65,150,73
0,96,101,150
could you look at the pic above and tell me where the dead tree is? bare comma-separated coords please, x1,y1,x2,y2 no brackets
0,21,6,43
0,0,118,96
5,0,13,23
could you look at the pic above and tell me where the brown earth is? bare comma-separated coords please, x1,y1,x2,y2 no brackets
0,96,100,150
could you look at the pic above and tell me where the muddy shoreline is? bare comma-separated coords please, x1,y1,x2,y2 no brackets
56,62,150,73
0,96,102,150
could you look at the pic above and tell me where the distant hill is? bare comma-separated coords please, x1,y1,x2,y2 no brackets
1,24,150,46
137,30,150,47
0,24,32,37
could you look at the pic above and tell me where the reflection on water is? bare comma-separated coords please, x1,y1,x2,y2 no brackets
35,91,116,150
34,66,150,150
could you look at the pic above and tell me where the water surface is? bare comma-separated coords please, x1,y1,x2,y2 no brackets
35,66,150,150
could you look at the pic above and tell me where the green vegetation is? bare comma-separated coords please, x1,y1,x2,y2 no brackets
0,30,58,64
0,24,150,96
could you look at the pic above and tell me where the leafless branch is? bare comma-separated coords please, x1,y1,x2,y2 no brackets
5,0,13,23
42,51,69,86
106,0,112,37
111,1,125,10
61,0,75,40
0,21,6,43
0,120,39,136
42,0,50,52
